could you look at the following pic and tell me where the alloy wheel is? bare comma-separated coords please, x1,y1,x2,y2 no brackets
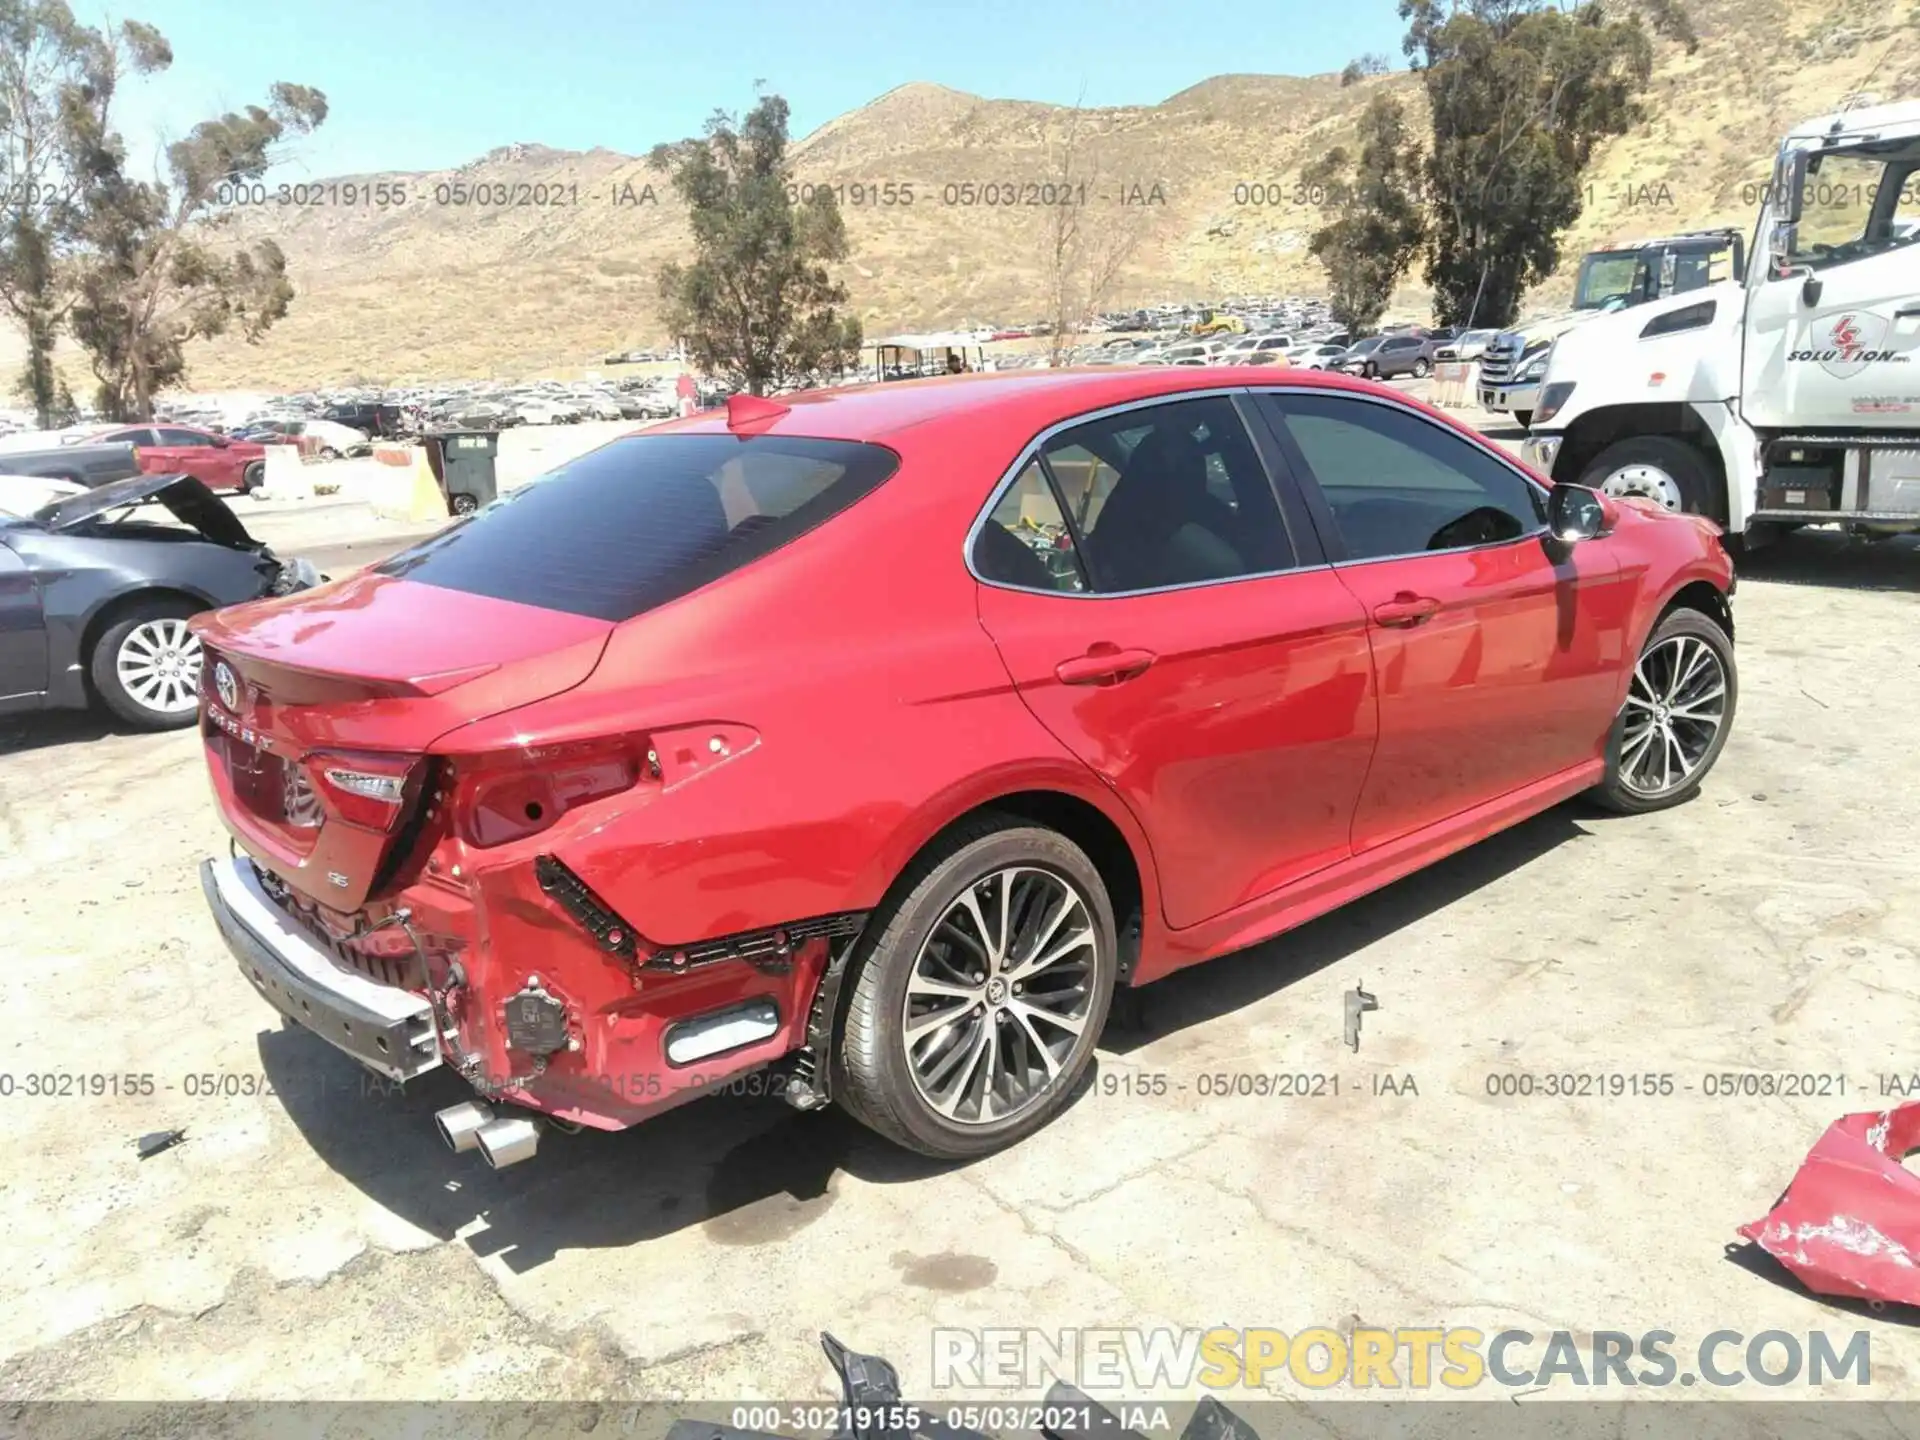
116,618,202,716
901,865,1099,1126
1619,633,1728,797
1600,462,1684,511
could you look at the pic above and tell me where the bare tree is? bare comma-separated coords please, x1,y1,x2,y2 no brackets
1041,98,1150,367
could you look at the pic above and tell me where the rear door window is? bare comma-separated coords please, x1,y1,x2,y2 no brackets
375,433,898,621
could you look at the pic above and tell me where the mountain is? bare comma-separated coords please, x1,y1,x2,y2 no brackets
143,0,1920,388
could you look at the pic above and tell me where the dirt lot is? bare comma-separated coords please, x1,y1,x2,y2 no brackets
3,410,1920,1416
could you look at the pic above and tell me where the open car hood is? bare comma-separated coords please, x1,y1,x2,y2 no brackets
33,472,256,548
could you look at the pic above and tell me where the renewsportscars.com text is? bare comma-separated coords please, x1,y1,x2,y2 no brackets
932,1326,1871,1392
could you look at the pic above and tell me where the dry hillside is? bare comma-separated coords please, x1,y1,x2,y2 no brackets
90,0,1920,387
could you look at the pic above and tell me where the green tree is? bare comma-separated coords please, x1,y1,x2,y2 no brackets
0,2,156,425
1400,0,1692,327
650,92,860,396
1340,53,1390,86
1303,94,1426,335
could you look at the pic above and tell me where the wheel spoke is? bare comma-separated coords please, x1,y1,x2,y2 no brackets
907,975,977,1002
1010,997,1086,1037
955,887,1000,970
906,1001,974,1044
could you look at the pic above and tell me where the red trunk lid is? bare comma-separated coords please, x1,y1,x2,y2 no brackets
192,571,613,909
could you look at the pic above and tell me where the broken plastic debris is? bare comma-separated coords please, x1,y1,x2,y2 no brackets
133,1128,187,1159
1739,1101,1920,1305
1344,981,1379,1051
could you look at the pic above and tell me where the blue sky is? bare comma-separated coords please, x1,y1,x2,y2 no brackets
75,0,1408,180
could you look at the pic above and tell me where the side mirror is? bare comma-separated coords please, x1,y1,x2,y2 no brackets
1548,483,1613,543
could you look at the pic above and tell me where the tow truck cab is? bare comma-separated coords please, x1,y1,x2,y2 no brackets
1476,229,1745,425
1525,96,1920,540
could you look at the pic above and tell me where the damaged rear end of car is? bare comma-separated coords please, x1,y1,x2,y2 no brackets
193,427,901,1166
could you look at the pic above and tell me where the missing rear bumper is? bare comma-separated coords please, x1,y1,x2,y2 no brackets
201,855,441,1082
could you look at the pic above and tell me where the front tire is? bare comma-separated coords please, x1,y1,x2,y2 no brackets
1412,357,1432,378
241,462,265,494
1591,608,1736,813
1577,435,1721,523
836,817,1117,1159
90,598,206,729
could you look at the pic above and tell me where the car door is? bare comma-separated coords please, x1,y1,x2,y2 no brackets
0,540,49,709
154,427,239,490
972,392,1380,930
1256,389,1632,852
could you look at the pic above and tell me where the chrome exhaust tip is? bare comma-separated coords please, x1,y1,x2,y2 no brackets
434,1100,495,1153
473,1115,541,1169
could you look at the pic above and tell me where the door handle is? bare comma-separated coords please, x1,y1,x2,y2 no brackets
1055,646,1157,686
1371,593,1442,628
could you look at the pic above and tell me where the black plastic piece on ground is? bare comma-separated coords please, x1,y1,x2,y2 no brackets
133,1128,187,1159
1178,1397,1260,1440
1041,1382,1147,1440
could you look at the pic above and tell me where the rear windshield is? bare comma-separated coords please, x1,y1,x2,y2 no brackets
375,433,899,621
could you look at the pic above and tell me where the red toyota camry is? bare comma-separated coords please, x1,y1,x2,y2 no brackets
191,368,1735,1163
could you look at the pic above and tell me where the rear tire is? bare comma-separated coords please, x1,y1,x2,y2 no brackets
1412,357,1432,378
836,816,1117,1159
241,462,265,494
1590,608,1736,814
90,597,205,730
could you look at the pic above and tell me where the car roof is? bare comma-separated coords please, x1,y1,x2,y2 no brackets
648,366,1405,444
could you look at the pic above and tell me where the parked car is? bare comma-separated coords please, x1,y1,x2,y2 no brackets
237,418,370,460
1435,329,1500,363
1219,334,1295,362
322,402,412,439
77,423,268,494
194,367,1735,1168
1340,334,1440,380
1288,343,1352,370
514,399,581,425
1,474,319,729
0,439,141,488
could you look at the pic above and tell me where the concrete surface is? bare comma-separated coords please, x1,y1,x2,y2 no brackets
2,404,1920,1414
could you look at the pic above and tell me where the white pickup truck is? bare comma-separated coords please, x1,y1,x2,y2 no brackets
1522,96,1920,545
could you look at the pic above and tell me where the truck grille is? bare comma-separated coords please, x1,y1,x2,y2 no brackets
1477,335,1526,385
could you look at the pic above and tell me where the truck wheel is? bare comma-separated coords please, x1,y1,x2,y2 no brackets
835,815,1117,1159
90,597,205,730
1591,608,1736,814
1577,436,1721,523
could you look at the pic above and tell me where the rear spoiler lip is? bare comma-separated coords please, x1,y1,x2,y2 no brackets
186,624,503,699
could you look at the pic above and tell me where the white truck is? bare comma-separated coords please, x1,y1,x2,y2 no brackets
1522,96,1920,544
1476,229,1746,426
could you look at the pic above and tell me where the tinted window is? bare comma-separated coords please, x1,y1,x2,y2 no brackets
375,434,898,621
1039,396,1293,592
155,428,211,445
1270,393,1545,560
971,459,1089,593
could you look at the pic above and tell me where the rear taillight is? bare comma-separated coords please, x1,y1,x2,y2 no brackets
458,737,651,848
305,750,422,831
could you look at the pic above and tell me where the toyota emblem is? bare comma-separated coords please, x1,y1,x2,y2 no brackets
213,660,239,712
